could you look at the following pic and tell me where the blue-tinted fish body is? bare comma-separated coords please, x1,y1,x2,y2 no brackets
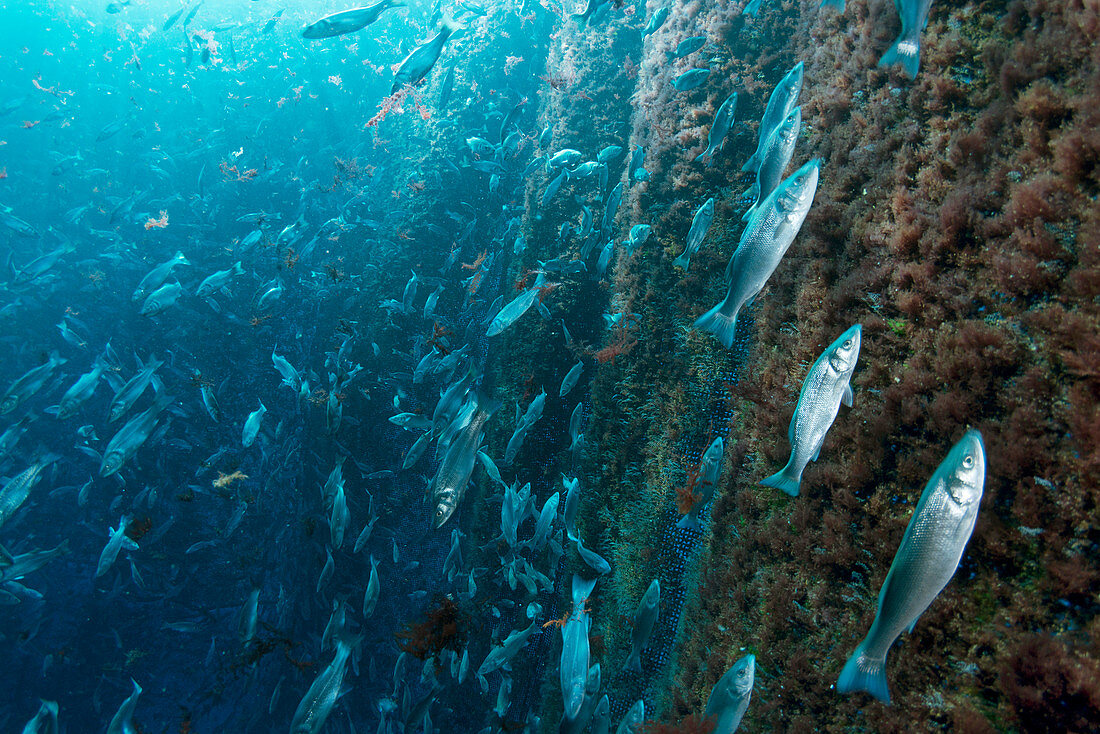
838,430,985,704
617,700,645,733
549,149,582,169
705,654,755,733
559,361,584,398
742,106,800,222
694,159,819,347
641,6,669,37
477,617,540,686
0,206,40,237
199,382,220,422
697,91,737,166
0,456,57,528
162,6,186,31
392,19,458,93
668,35,707,60
674,197,715,270
19,699,58,733
761,324,860,496
57,357,108,419
879,0,934,78
302,1,405,39
272,349,302,391
256,279,283,311
241,401,266,448
290,636,360,733
140,282,182,317
108,357,162,423
106,679,141,734
625,224,651,255
402,270,419,313
576,537,610,574
0,541,68,583
569,161,600,179
673,68,710,91
743,61,803,173
624,579,660,672
431,392,499,527
487,280,543,337
195,261,244,298
0,415,31,462
96,515,138,578
133,251,188,302
100,393,171,477
676,436,724,530
16,243,72,281
597,145,623,164
560,574,597,720
362,555,380,615
573,0,612,25
2,352,66,415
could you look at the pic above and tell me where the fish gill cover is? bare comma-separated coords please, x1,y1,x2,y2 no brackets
0,0,1097,732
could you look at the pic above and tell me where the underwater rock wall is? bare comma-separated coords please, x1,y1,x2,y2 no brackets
547,0,1100,730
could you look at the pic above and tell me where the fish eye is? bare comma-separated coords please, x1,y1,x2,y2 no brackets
842,340,851,349
963,455,974,468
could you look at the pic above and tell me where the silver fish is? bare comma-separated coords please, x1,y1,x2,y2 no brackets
705,653,755,733
694,159,820,348
761,324,861,496
837,430,986,703
391,19,458,93
302,0,405,39
742,61,803,174
673,197,715,270
431,393,499,528
697,91,737,166
742,106,801,223
623,579,660,673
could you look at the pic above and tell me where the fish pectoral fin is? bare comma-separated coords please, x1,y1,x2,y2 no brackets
842,383,854,407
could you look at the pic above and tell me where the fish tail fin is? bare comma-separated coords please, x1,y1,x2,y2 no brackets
675,514,701,531
837,645,891,704
760,461,801,496
741,150,760,173
672,252,691,270
819,0,846,9
571,573,597,606
744,0,763,17
878,36,920,79
694,299,739,348
623,652,642,673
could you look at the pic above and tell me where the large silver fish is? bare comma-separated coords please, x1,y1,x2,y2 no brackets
431,392,499,528
705,653,755,734
742,106,801,223
761,324,861,496
742,61,803,174
837,429,986,703
391,19,458,94
302,0,405,39
694,159,820,348
290,635,361,733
